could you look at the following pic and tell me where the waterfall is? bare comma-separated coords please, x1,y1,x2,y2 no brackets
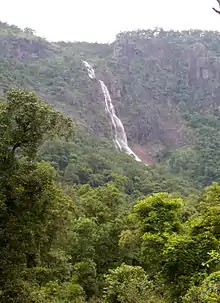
82,61,142,163
82,60,96,79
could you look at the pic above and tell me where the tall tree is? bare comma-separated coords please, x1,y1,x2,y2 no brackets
0,90,74,302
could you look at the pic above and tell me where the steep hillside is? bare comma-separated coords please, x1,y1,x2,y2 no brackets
1,22,220,184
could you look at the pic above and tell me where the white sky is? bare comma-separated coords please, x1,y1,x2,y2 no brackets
1,0,220,43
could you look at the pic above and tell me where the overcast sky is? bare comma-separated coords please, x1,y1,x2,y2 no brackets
1,0,220,43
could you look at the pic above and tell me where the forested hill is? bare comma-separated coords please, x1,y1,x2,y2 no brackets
1,21,220,303
1,22,220,186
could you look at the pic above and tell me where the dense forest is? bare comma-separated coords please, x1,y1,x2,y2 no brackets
0,21,220,302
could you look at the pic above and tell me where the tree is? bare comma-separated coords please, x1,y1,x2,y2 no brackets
0,90,74,302
103,264,162,303
183,271,220,303
160,183,220,299
0,89,73,161
30,278,86,303
24,27,35,35
120,193,183,275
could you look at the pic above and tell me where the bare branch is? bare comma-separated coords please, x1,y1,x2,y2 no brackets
213,7,220,15
213,0,220,15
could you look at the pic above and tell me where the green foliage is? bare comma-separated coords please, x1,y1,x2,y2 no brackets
160,184,220,299
0,89,73,162
133,193,183,234
165,113,220,187
103,264,162,303
120,193,183,278
183,272,220,303
0,89,219,303
38,136,195,197
30,278,85,303
0,90,74,302
73,259,98,298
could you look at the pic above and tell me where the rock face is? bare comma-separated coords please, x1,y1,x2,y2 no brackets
97,70,187,157
0,26,59,62
1,23,220,160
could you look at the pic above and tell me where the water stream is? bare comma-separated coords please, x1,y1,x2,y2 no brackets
82,61,142,162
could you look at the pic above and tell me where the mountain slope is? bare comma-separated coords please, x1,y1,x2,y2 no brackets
1,22,220,182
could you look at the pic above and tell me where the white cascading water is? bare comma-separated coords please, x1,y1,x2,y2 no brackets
82,60,142,162
82,60,96,79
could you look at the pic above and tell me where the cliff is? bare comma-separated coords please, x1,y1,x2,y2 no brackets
1,23,220,164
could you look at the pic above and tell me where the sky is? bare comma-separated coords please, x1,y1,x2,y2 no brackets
1,0,220,43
